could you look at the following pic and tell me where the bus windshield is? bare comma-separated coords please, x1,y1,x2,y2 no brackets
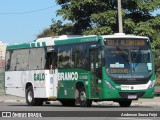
131,49,151,72
105,38,152,79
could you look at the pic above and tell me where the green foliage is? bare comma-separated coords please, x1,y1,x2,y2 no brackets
83,26,112,35
56,0,117,34
54,0,160,37
133,22,155,37
38,0,160,48
123,18,135,33
154,49,160,84
37,19,75,38
157,78,160,85
37,28,54,38
154,50,160,70
50,19,75,35
37,0,160,40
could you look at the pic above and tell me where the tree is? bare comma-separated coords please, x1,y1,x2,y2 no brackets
38,0,160,40
50,19,75,35
55,0,160,37
37,19,75,38
37,28,54,38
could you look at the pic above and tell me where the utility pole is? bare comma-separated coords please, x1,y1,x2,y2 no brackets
117,0,123,33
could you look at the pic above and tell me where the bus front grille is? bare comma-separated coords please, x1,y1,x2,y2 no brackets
113,79,149,85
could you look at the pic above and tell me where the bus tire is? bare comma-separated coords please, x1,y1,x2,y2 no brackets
26,86,43,106
79,88,92,107
119,100,132,107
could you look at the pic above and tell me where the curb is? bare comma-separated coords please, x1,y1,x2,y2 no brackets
0,100,26,103
93,101,160,106
5,100,26,103
0,100,160,106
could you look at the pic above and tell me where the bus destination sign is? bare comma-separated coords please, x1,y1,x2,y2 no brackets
110,68,129,74
106,39,146,46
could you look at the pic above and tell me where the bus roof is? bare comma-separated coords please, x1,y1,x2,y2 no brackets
102,33,149,39
6,33,149,51
6,35,100,50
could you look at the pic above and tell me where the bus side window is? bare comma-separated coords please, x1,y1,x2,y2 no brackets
58,46,73,68
10,50,17,71
29,48,44,70
6,59,10,71
5,51,11,71
72,44,88,69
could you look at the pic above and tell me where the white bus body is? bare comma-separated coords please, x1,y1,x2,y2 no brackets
5,70,58,98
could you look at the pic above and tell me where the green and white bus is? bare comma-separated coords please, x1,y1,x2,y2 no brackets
5,33,155,107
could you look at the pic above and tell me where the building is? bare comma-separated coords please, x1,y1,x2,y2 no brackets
0,41,7,70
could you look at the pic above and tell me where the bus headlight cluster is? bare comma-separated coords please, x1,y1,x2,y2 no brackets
147,80,155,89
105,81,115,90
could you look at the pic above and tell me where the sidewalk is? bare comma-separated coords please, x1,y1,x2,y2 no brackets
133,97,160,106
0,94,160,106
0,94,25,103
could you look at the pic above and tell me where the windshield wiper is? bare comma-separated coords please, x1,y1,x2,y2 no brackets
116,46,129,62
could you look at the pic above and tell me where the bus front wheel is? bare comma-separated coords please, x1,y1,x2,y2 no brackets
119,100,132,107
78,88,92,107
26,86,43,106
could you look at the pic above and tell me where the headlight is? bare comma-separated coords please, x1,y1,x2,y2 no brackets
147,80,155,89
105,81,115,90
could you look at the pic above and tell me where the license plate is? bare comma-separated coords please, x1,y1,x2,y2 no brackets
128,95,137,99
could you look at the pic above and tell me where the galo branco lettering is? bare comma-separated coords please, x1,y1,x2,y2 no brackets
34,73,45,81
58,72,78,81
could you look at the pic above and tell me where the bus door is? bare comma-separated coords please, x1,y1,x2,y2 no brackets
46,52,58,97
46,52,57,69
89,48,102,98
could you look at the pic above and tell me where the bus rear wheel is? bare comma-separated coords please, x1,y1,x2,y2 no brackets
26,86,44,106
119,100,132,107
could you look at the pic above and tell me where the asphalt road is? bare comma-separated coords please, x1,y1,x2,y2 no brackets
0,102,160,120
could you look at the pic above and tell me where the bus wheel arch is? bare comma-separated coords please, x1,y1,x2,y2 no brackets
25,82,33,92
75,82,84,102
76,82,84,92
25,83,44,106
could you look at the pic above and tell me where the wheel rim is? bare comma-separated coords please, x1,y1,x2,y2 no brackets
80,91,86,102
27,91,33,102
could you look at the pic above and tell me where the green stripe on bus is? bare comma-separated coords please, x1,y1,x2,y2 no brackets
37,42,41,47
54,36,99,45
42,42,46,46
6,36,102,50
6,43,30,50
31,43,36,47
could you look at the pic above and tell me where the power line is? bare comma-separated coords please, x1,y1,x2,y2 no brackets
0,5,58,15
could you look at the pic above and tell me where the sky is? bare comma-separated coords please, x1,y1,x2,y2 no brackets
0,0,61,45
0,1,159,45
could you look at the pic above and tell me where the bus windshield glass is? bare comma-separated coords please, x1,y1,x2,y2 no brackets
105,38,152,79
